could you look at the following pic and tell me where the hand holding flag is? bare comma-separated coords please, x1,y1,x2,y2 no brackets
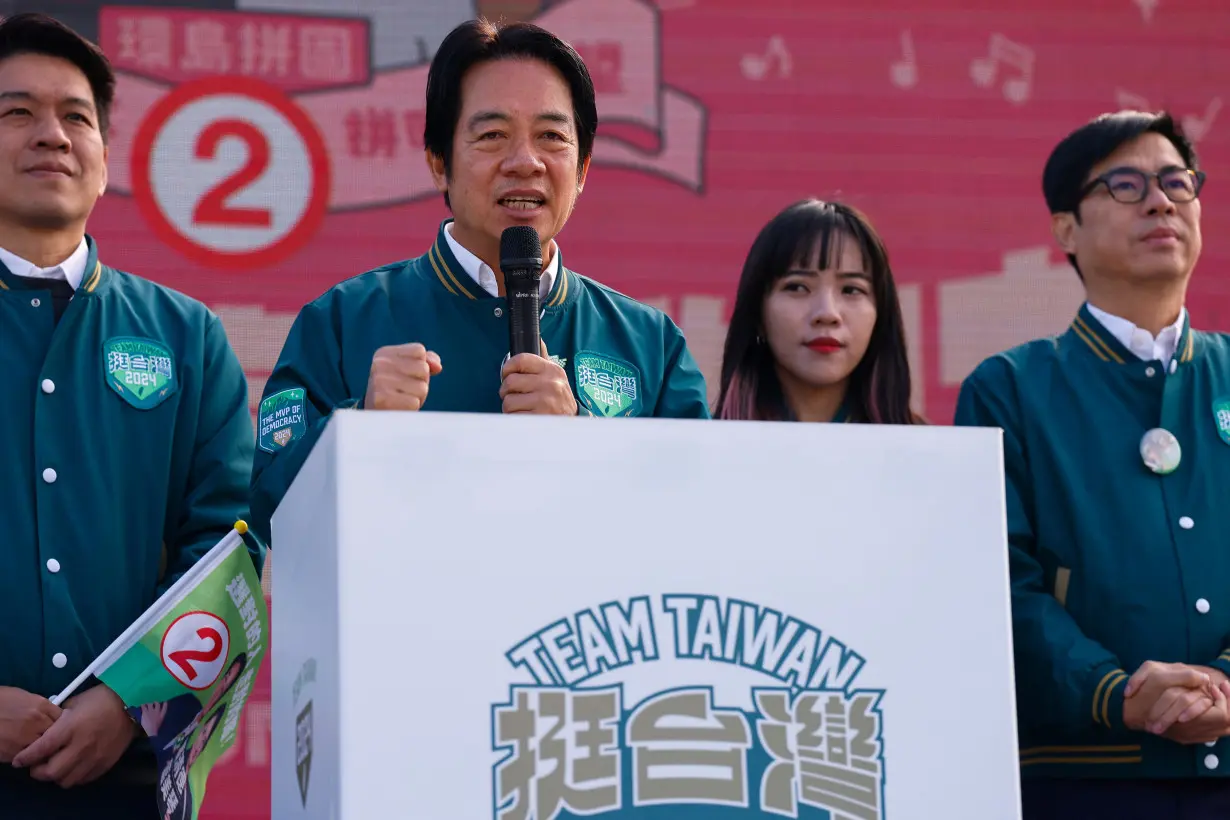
37,522,269,819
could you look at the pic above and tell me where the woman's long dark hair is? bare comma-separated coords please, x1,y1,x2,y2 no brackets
714,199,923,424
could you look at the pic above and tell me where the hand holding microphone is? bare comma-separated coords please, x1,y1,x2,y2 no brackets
499,226,576,415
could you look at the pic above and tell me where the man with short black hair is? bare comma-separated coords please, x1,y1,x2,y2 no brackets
0,13,262,817
956,109,1230,818
250,17,710,547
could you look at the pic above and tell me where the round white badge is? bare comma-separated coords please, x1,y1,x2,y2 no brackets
1140,427,1182,475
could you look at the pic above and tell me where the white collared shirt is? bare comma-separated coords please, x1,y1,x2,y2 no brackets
1086,302,1186,366
0,238,89,291
444,222,557,300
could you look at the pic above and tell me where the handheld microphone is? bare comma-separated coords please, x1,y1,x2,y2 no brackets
501,226,544,358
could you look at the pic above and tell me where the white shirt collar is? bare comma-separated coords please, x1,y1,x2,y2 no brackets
443,222,557,300
1085,301,1186,366
0,238,89,291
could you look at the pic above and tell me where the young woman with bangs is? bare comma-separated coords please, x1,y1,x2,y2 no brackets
714,198,924,424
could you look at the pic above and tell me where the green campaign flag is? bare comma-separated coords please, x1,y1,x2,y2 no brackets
53,522,269,820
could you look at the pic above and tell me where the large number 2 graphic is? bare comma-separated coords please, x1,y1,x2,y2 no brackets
168,626,224,682
193,119,273,228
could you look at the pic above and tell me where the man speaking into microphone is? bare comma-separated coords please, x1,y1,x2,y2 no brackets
249,17,710,546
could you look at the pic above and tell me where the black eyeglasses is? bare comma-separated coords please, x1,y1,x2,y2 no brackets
1080,167,1206,204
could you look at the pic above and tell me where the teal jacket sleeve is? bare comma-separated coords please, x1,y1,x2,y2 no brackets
160,314,265,596
249,296,361,546
954,359,1130,734
654,319,711,419
1211,650,1230,679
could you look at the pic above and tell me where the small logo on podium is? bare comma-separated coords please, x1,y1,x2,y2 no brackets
491,594,888,819
293,658,317,808
295,701,313,806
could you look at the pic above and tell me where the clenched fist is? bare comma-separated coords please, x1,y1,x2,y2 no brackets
364,343,443,411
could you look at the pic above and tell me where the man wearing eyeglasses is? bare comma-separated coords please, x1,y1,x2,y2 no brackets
955,110,1230,819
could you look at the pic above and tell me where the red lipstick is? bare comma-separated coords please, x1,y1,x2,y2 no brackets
805,337,844,353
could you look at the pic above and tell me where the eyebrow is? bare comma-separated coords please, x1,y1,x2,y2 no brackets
786,268,872,281
1103,163,1187,175
466,109,572,130
0,89,96,112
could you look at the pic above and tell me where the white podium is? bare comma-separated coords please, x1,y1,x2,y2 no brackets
271,410,1022,820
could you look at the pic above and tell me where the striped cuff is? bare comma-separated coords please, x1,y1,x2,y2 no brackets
1210,649,1230,680
1091,667,1130,731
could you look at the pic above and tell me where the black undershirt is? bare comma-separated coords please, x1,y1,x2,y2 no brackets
2,274,75,325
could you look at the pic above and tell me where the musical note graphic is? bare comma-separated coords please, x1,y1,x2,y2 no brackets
741,36,792,81
1133,0,1159,23
970,33,1034,105
1183,97,1222,143
890,30,918,90
1115,88,1151,110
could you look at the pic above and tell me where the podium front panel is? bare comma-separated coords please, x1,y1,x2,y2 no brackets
271,421,342,819
273,411,1020,820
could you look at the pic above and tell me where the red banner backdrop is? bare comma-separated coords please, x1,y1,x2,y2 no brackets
28,0,1230,815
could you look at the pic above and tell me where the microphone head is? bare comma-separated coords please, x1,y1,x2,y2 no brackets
500,226,543,279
